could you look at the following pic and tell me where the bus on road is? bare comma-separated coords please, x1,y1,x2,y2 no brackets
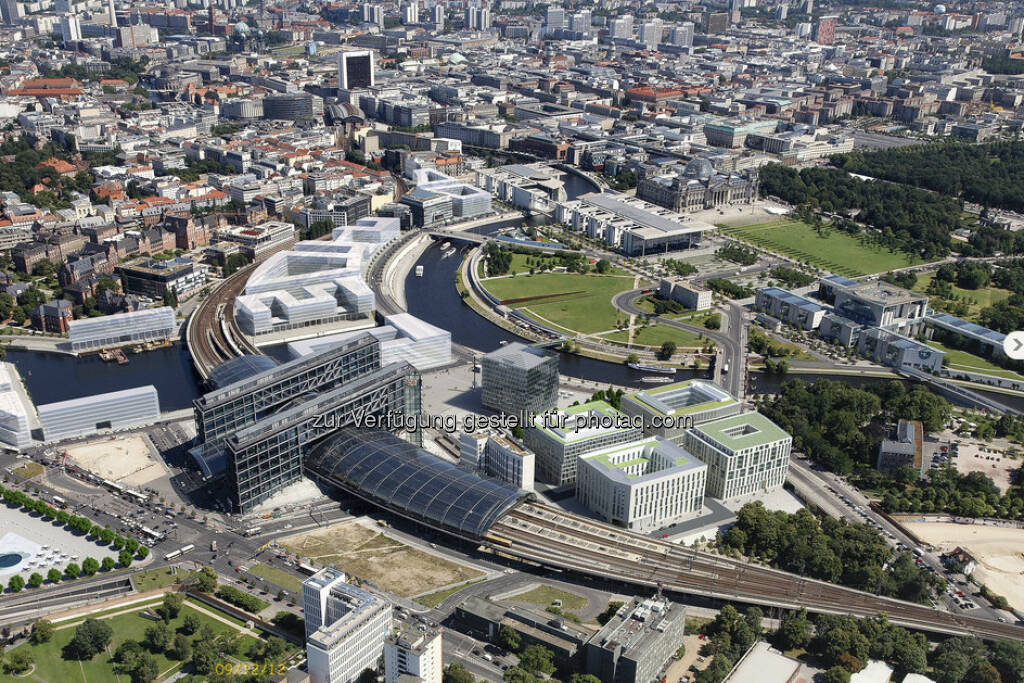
164,550,182,561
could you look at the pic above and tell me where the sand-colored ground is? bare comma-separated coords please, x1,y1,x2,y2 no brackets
63,434,164,486
278,520,483,597
953,443,1017,493
903,521,1024,611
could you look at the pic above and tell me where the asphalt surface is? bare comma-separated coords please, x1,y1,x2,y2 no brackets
612,289,745,397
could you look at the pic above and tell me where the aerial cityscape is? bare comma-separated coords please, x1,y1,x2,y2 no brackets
1,0,1024,681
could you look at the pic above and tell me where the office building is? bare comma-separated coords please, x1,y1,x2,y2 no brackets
399,188,452,228
1,0,22,25
191,335,381,474
658,279,711,311
525,400,643,486
263,93,324,122
432,4,444,27
60,13,82,41
304,568,393,683
569,10,591,32
669,22,694,47
402,3,418,24
818,276,929,347
877,419,925,475
226,362,419,512
215,221,295,262
38,385,160,442
753,288,827,331
384,621,443,683
117,257,206,300
620,380,741,444
288,313,452,372
338,50,375,91
585,597,688,683
481,342,559,417
684,412,792,500
545,6,565,30
465,6,490,30
576,437,707,533
639,20,663,48
474,164,566,212
0,363,33,450
68,306,176,353
409,169,492,220
554,192,713,256
235,217,399,338
610,15,633,38
483,435,535,490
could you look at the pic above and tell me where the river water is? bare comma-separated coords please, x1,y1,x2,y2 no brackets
9,168,1023,412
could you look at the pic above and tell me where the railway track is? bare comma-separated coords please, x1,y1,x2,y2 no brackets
187,264,258,380
489,502,1024,641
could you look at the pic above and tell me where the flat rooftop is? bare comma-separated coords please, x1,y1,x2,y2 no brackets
690,412,791,451
534,399,637,444
484,342,556,370
627,380,737,418
577,192,713,237
841,280,924,306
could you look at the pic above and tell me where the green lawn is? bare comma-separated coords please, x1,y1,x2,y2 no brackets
912,272,1012,319
481,272,640,334
927,340,1024,381
133,567,199,592
0,601,270,683
415,579,486,609
720,220,930,276
507,585,588,611
246,563,303,594
602,324,712,350
12,462,43,479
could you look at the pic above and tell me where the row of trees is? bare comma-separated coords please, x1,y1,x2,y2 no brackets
723,503,941,602
857,465,1024,520
832,141,1024,215
716,244,758,266
769,265,815,288
759,164,961,259
706,278,754,299
756,379,951,474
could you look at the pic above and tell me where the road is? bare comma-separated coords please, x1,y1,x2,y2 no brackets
787,457,1010,623
612,289,745,397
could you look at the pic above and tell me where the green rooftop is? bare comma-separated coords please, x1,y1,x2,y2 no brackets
625,379,738,418
691,412,790,451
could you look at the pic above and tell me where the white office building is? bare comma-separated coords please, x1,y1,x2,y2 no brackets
683,412,792,500
68,307,176,353
0,363,33,449
235,217,400,339
483,435,535,491
384,621,443,683
411,169,492,219
37,385,160,442
304,567,393,683
524,399,643,486
620,380,741,444
576,437,706,534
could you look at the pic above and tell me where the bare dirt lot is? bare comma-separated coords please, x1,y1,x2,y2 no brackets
952,443,1018,493
902,521,1024,611
278,520,483,597
63,434,164,486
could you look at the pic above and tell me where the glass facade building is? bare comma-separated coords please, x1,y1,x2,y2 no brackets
68,307,176,352
481,342,559,417
227,362,421,512
38,385,160,442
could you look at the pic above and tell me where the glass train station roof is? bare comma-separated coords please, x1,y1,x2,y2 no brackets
208,354,280,389
306,429,531,538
